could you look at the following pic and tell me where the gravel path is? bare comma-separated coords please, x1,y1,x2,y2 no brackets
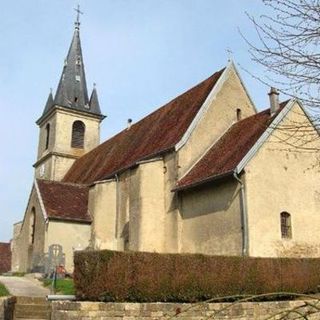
0,276,50,297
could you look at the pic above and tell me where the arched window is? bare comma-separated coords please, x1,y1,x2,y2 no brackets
45,123,50,150
236,108,242,121
29,208,36,245
280,212,292,239
71,121,85,148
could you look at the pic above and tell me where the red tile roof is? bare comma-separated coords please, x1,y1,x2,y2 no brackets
37,180,91,223
0,243,11,274
63,69,225,184
175,104,287,191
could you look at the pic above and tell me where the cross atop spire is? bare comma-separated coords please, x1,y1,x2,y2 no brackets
74,4,83,29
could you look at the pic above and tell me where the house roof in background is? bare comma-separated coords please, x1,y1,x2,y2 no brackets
0,242,11,274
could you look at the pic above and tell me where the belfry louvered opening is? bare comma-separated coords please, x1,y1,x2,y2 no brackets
45,123,50,150
71,120,85,148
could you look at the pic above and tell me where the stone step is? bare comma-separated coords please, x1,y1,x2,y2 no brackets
15,296,48,305
14,303,51,319
14,311,50,319
15,318,48,320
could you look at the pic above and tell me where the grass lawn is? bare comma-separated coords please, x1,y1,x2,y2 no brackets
42,278,75,295
0,282,10,297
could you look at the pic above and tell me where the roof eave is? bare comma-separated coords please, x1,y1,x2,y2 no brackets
36,105,106,125
172,171,234,192
48,216,91,224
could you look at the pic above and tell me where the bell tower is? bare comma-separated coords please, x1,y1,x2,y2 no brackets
34,9,105,181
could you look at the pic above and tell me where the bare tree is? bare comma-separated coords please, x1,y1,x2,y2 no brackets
241,0,320,157
244,0,320,114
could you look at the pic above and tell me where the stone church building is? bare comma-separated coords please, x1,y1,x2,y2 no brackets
12,19,320,272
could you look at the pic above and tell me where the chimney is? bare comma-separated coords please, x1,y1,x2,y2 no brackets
127,118,132,130
268,87,279,115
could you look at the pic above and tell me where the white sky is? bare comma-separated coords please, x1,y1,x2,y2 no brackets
0,0,274,242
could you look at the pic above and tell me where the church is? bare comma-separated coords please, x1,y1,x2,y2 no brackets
11,16,320,272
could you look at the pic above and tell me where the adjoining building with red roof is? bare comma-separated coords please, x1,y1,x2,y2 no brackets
0,243,11,274
12,18,320,273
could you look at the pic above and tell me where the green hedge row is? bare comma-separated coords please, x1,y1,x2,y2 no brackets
74,250,320,302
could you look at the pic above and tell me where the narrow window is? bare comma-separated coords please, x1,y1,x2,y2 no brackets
45,123,50,150
71,120,85,148
122,222,130,251
236,108,242,121
280,212,292,239
30,208,36,245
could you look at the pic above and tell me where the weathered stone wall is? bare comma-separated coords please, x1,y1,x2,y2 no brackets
14,186,46,273
0,297,15,320
51,300,320,319
11,222,22,272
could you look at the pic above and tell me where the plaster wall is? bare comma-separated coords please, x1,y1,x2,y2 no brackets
47,221,91,272
178,66,256,178
89,181,117,250
246,102,320,257
180,179,243,255
162,153,181,252
89,156,181,254
127,167,141,251
135,159,166,252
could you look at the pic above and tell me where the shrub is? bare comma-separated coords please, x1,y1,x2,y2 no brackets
0,282,10,297
74,250,320,302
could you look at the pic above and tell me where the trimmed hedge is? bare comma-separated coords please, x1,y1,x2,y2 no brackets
74,250,320,302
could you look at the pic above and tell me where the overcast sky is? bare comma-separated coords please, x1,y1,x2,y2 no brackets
0,0,272,242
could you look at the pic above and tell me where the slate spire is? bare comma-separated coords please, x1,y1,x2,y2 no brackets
89,84,102,114
42,90,54,115
39,11,104,121
53,19,90,112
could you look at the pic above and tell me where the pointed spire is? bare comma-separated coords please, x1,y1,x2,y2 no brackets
38,9,104,122
42,90,54,115
53,21,90,111
89,83,102,114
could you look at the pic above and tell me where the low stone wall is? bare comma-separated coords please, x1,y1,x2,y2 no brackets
51,299,320,319
0,297,15,320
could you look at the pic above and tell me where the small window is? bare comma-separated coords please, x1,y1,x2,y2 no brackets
75,75,81,82
71,120,85,148
30,208,36,245
280,212,292,239
45,123,50,150
236,108,242,121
